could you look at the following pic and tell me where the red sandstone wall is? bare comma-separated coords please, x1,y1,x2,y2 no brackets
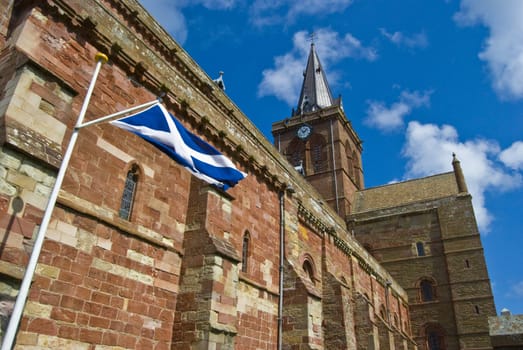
0,1,418,349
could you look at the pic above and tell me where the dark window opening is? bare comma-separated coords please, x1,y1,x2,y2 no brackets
427,331,443,350
303,260,314,284
312,144,325,172
242,232,250,273
420,279,435,302
416,242,426,256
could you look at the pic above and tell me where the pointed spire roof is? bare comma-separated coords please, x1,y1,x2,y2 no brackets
295,43,339,116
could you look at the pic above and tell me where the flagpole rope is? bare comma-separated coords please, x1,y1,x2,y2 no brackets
76,99,159,129
1,52,108,350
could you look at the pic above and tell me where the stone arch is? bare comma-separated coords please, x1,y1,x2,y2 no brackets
300,253,317,284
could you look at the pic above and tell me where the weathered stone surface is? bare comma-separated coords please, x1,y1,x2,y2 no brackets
0,1,500,349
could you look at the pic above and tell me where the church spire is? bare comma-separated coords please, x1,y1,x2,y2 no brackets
294,42,340,116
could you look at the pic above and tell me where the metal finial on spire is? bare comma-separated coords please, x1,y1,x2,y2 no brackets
308,31,316,45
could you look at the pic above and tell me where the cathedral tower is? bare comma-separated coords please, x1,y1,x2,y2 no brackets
272,43,363,218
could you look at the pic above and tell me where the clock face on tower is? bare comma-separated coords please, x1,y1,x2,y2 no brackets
297,124,312,140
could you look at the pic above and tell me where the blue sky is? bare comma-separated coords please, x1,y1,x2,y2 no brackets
138,0,523,315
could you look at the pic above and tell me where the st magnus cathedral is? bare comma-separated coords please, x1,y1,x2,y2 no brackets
0,0,518,349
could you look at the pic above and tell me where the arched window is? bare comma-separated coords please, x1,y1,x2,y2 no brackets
419,278,436,302
345,141,354,178
241,231,250,273
425,324,445,350
119,164,139,220
352,150,361,188
309,134,327,173
303,259,315,284
379,305,387,320
286,138,306,171
416,241,426,256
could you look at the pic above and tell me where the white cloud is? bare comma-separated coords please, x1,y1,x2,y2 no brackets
454,0,523,99
250,0,353,27
258,29,376,105
507,280,523,298
365,90,432,132
402,121,522,232
499,141,523,170
139,0,237,44
379,28,429,49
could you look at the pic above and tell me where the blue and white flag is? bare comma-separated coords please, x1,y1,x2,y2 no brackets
110,102,247,190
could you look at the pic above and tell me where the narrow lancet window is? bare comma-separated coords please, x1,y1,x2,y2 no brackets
119,164,139,220
303,260,315,284
416,242,426,257
241,232,250,273
420,279,436,302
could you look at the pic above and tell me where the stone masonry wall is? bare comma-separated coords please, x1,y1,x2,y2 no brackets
0,1,419,349
0,146,51,338
351,192,495,349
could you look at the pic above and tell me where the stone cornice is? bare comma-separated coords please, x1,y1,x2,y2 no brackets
33,0,300,193
296,202,408,301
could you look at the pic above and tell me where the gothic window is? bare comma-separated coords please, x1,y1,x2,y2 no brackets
241,231,250,273
119,164,139,220
379,305,387,320
474,305,480,314
286,138,306,169
465,259,470,268
345,141,354,177
425,324,445,350
419,278,436,302
312,144,323,171
309,134,327,173
302,258,315,284
352,150,361,187
416,241,426,256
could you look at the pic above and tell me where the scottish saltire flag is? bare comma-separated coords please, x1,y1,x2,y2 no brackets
110,102,247,190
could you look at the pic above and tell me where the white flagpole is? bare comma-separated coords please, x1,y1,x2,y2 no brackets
1,52,109,350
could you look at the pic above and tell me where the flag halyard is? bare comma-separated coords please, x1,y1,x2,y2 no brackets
110,102,247,190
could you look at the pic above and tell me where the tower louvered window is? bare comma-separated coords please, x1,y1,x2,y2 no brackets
346,142,354,178
287,138,306,169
